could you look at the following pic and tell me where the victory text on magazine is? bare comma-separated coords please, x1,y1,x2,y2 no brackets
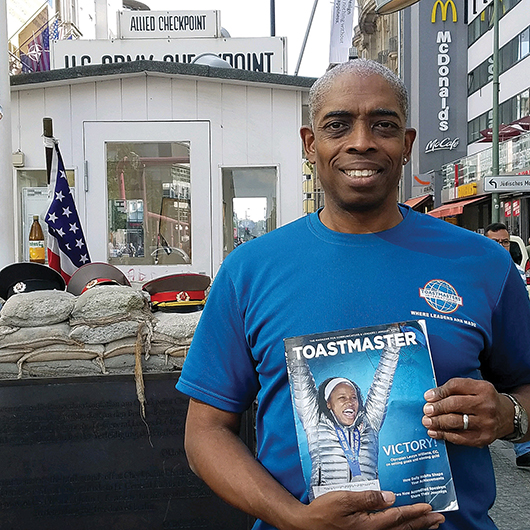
284,320,458,513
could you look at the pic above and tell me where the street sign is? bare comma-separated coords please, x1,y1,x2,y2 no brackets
483,175,530,193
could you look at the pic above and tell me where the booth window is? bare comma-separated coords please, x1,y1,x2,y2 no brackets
106,141,191,266
222,167,277,258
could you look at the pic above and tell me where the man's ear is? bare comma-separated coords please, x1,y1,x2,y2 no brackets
403,128,416,161
300,126,316,164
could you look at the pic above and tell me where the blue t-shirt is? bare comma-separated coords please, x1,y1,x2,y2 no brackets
177,206,530,530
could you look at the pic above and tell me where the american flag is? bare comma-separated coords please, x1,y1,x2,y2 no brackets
45,140,91,283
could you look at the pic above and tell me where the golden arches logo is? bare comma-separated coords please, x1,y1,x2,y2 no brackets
431,0,457,23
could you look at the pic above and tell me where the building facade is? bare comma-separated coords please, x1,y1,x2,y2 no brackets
430,0,530,235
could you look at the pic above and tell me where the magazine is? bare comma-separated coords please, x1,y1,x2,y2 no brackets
284,320,458,513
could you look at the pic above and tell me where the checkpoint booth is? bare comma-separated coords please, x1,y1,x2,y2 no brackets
4,61,315,529
10,60,314,282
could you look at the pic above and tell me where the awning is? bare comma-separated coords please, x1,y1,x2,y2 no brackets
427,197,486,218
404,194,431,209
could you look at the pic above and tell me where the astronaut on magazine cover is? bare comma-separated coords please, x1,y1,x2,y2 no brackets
287,327,401,499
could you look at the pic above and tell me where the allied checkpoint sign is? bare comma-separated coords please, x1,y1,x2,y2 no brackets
51,36,287,73
118,10,221,39
484,175,530,193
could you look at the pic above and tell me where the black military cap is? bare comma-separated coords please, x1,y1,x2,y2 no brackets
67,262,130,296
0,262,66,301
142,273,211,312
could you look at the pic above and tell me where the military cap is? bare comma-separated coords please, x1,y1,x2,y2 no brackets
0,262,66,301
142,273,211,312
67,262,130,296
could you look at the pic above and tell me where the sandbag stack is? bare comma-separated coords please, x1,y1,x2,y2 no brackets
0,285,200,379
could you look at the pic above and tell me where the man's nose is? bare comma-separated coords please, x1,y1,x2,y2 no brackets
345,121,376,153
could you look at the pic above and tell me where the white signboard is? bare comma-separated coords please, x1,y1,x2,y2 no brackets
51,37,287,74
484,175,530,192
467,0,493,24
118,10,220,39
329,0,355,64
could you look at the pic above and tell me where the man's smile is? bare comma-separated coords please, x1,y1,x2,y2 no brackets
342,169,380,178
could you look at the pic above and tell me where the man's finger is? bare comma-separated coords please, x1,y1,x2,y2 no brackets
424,378,472,402
328,489,396,513
366,503,445,529
423,411,471,431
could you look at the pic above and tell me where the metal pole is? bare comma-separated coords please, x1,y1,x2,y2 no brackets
491,0,500,223
0,0,16,267
270,0,276,36
294,0,320,76
43,117,54,185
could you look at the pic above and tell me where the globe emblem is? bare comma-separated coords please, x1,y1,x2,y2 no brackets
419,279,462,314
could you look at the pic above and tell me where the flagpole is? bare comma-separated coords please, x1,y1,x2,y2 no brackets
43,117,53,184
294,0,319,76
0,0,16,268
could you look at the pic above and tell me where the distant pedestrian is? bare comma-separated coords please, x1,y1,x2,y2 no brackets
485,222,530,468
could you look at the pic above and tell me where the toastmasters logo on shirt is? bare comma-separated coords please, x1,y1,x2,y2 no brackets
419,279,463,314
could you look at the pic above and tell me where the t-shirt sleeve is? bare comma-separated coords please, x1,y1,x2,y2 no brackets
481,262,530,390
176,264,260,413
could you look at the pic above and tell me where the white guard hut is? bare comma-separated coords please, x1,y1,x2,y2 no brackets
10,61,315,282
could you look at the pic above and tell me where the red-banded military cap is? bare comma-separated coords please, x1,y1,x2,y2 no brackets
0,262,66,301
142,273,211,312
67,262,130,296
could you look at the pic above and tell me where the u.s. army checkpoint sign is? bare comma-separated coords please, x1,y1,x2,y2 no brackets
484,175,530,193
51,37,287,73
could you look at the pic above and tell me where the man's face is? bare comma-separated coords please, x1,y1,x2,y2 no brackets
326,383,359,426
486,229,511,251
301,72,416,222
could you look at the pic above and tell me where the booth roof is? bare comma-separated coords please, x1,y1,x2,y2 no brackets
10,60,317,91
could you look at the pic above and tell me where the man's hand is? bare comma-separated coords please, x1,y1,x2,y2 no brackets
185,399,444,530
422,377,515,446
289,490,444,530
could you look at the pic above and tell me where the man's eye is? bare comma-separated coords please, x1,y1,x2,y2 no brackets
374,121,399,131
325,121,346,131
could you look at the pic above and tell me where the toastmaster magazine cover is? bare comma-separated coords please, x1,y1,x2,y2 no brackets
284,320,458,513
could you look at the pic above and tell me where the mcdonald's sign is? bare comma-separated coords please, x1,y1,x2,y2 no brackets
431,0,458,22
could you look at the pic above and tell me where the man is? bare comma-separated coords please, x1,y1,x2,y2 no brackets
176,59,530,530
484,222,530,468
287,324,400,498
484,223,525,282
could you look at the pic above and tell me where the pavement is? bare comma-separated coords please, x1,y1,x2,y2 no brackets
489,439,530,529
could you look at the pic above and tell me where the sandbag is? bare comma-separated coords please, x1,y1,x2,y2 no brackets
152,311,202,341
0,290,76,327
70,285,150,325
70,320,143,344
17,344,104,378
0,322,77,350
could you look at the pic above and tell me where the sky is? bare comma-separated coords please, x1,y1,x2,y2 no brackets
146,0,335,78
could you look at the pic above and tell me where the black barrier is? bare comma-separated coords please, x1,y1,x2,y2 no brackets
0,373,255,530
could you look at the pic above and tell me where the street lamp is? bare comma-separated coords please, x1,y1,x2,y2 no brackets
491,0,500,222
